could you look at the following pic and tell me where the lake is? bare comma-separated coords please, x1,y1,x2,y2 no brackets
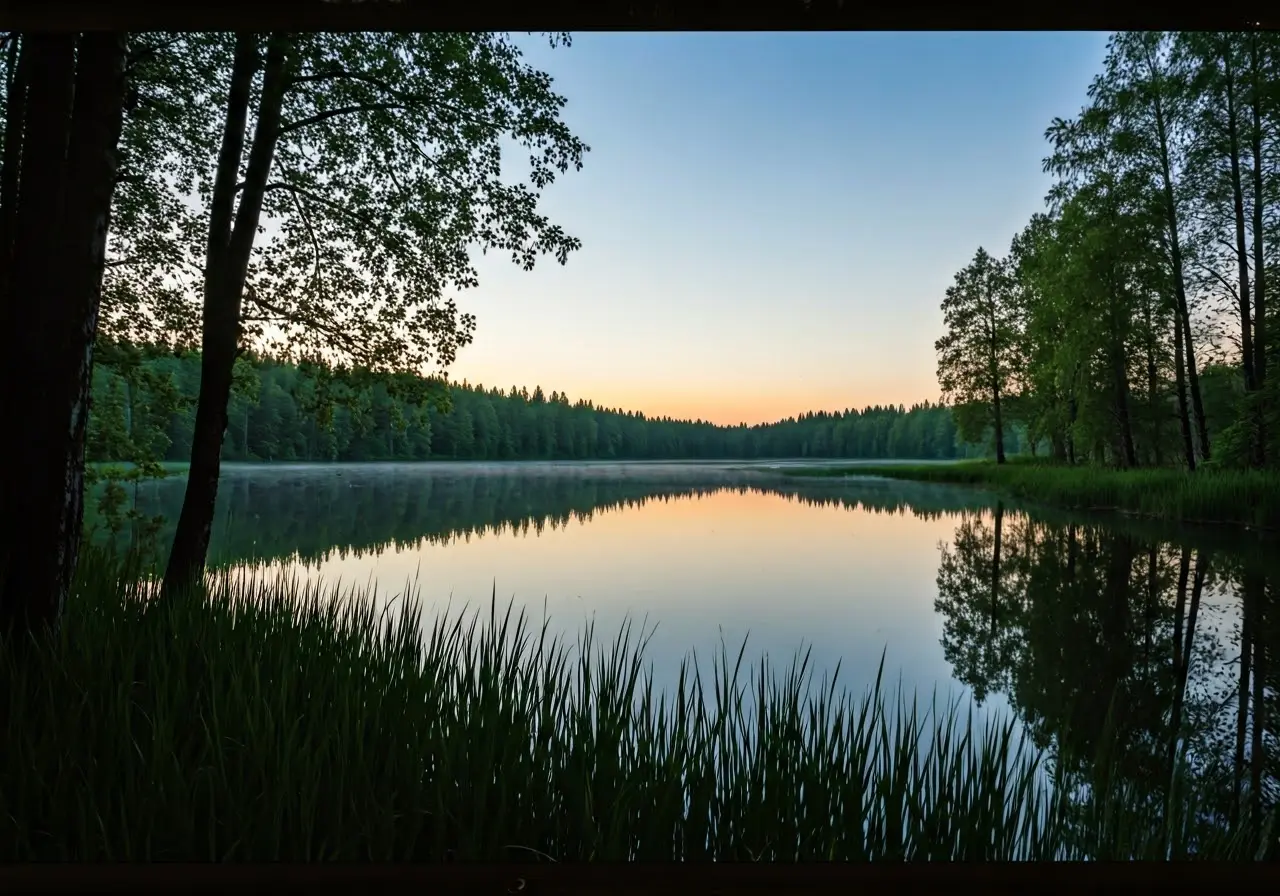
103,460,1279,812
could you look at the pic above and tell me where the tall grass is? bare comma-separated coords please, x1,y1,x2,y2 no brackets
0,549,1264,861
785,460,1280,529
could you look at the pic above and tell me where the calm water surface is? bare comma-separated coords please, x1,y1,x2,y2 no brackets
110,461,1279,809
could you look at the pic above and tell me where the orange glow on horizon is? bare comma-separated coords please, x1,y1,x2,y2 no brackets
312,482,955,607
452,376,944,427
575,386,944,427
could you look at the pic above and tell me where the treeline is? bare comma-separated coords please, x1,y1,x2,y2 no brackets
936,32,1279,471
87,347,1027,465
1,30,595,626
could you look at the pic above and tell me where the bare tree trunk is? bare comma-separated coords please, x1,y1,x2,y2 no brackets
992,383,1006,464
1113,341,1137,469
1223,41,1257,404
0,33,27,306
1247,35,1267,466
1173,311,1196,472
1178,301,1210,463
1153,89,1211,463
0,32,129,638
1145,301,1161,466
163,34,290,598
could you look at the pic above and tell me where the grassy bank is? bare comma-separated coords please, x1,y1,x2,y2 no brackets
783,459,1280,530
0,551,1265,861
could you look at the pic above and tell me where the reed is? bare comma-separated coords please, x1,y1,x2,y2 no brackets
0,548,1262,860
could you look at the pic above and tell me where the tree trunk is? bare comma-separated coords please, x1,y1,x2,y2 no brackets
991,385,1006,464
1112,335,1136,469
1222,45,1256,405
0,32,129,638
162,34,290,598
1247,35,1267,466
1173,310,1196,472
1179,302,1211,463
0,34,27,306
1145,299,1161,466
1152,90,1211,463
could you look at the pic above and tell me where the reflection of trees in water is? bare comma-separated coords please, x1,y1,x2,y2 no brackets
103,471,997,570
934,507,1278,843
89,465,1279,848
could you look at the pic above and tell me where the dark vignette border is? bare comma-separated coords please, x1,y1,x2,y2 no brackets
0,0,1274,33
2,1,1278,889
0,863,1278,894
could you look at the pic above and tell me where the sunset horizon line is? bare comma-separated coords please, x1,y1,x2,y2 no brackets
443,375,949,428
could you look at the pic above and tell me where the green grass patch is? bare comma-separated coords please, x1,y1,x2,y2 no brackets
784,460,1280,530
0,550,1266,861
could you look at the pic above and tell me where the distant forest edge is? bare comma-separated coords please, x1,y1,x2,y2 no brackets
87,345,1029,465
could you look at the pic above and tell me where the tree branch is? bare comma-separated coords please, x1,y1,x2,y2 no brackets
276,102,408,138
286,183,325,298
287,66,505,136
1201,264,1240,303
262,179,411,256
243,292,363,358
289,68,395,89
125,35,185,72
381,114,472,196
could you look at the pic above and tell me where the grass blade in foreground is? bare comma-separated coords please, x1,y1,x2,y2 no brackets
0,550,1265,861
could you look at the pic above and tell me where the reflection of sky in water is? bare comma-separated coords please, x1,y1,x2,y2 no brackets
85,457,1279,859
120,461,1276,822
251,487,1000,716
239,482,1042,842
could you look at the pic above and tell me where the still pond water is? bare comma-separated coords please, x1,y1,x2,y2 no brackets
112,460,1278,804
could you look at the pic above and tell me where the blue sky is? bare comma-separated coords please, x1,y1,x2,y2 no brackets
456,31,1111,426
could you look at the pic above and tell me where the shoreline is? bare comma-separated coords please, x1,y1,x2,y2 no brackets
779,460,1280,532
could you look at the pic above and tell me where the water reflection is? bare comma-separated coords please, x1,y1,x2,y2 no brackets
934,502,1278,836
94,463,1279,837
101,464,995,569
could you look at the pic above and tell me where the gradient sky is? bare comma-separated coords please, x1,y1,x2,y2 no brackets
454,31,1111,426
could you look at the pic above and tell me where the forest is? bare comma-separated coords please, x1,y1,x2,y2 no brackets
85,346,1007,464
3,24,1279,861
935,32,1278,473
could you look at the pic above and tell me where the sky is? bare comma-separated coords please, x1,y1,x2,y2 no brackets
451,31,1112,427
